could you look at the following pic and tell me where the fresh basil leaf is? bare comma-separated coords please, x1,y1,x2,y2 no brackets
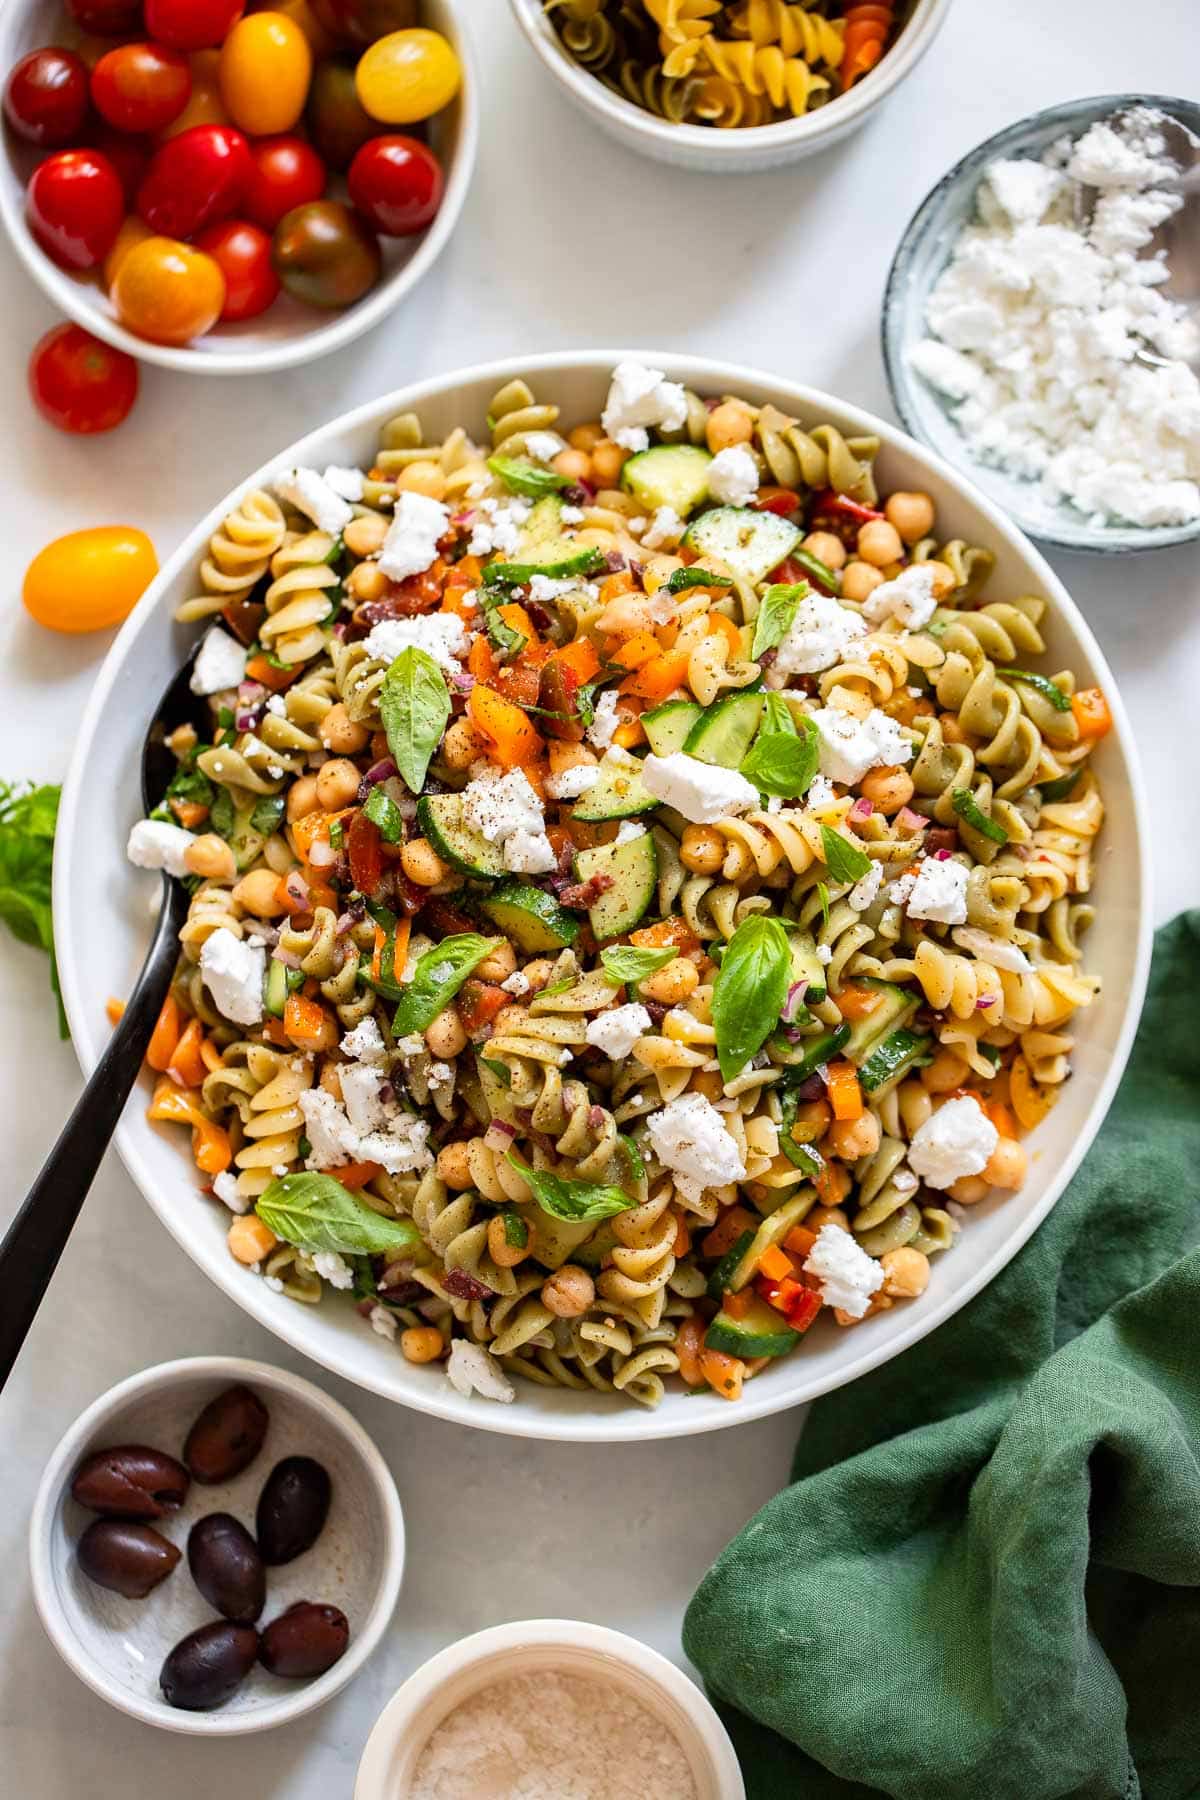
506,1154,636,1223
487,453,568,499
761,692,798,738
256,1172,425,1258
209,788,236,839
618,1133,645,1182
217,706,235,731
816,881,830,930
380,647,451,795
778,1088,826,1176
363,785,403,842
329,817,345,849
741,718,819,799
752,581,808,659
392,934,501,1037
599,945,677,988
479,1054,512,1087
712,914,791,1082
1005,669,1072,713
540,977,575,997
788,547,840,596
480,589,526,660
501,1210,529,1248
164,759,215,812
576,683,597,729
666,567,733,593
951,788,1008,844
249,793,285,835
820,823,873,883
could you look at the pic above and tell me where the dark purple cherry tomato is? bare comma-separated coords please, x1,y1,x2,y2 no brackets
348,134,442,237
271,200,380,310
309,0,416,48
29,323,139,434
243,134,326,231
145,0,245,51
26,149,124,270
195,219,279,320
66,0,142,33
4,48,90,147
91,42,191,135
137,123,252,238
304,55,376,171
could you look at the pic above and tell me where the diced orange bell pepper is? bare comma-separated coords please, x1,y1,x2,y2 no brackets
324,1160,382,1190
631,915,701,955
758,1245,795,1284
553,640,601,684
675,1315,706,1388
467,635,498,683
700,1347,745,1401
284,992,335,1052
192,1119,232,1176
620,648,691,702
672,1213,692,1258
614,630,661,671
826,1060,864,1122
613,716,646,749
147,993,183,1071
106,997,126,1027
784,1225,818,1260
836,984,883,1022
1071,687,1112,740
599,571,636,604
701,1203,758,1259
468,683,544,768
983,1097,1018,1139
289,809,334,863
244,654,295,692
167,1015,209,1090
723,1287,756,1320
706,614,743,657
497,600,539,647
172,799,208,830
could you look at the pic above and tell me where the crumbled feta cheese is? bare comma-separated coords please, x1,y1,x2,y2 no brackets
888,871,917,907
266,693,287,716
378,491,450,580
500,970,530,996
527,573,597,605
446,1339,515,1404
806,775,837,810
311,1250,354,1290
322,464,365,502
298,1086,432,1176
951,925,1033,972
641,751,758,824
908,1095,998,1189
463,767,544,842
199,927,266,1027
276,466,353,536
861,564,939,631
586,689,620,750
585,1003,652,1060
772,594,867,678
369,1303,397,1341
811,706,912,785
892,1167,919,1195
189,626,248,696
395,1033,426,1057
848,860,883,911
906,856,969,925
641,505,685,550
560,504,585,524
522,431,564,464
601,360,688,453
363,612,467,673
503,826,557,874
815,943,833,965
467,495,531,557
339,1062,392,1135
544,762,599,800
615,820,648,844
212,1170,246,1214
645,1092,747,1203
707,444,760,506
340,1017,387,1064
802,1223,883,1319
264,1275,284,1292
127,818,196,877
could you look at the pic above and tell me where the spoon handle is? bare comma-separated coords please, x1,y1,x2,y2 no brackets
0,878,189,1388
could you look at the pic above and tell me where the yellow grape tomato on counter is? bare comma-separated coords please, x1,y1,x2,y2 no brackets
23,527,158,633
354,28,460,125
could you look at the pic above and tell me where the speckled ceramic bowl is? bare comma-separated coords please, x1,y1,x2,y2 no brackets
882,93,1200,554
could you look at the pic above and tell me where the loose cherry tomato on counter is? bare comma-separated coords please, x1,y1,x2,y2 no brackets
144,0,245,52
271,199,380,308
219,13,312,135
3,48,91,147
195,218,279,320
28,323,139,434
309,0,416,48
26,149,124,270
66,0,142,33
348,133,441,236
102,213,154,288
112,235,226,343
23,526,158,633
355,28,460,125
86,123,153,200
91,41,192,134
137,124,252,238
158,49,229,138
305,54,375,170
243,134,325,230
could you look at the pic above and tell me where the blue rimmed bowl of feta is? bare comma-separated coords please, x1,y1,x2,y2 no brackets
55,351,1150,1443
883,94,1200,553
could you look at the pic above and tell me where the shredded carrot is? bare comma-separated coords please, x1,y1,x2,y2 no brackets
826,1060,864,1121
370,925,385,982
1070,687,1112,740
390,915,411,988
758,1244,794,1283
105,997,125,1026
675,1315,707,1388
147,993,183,1072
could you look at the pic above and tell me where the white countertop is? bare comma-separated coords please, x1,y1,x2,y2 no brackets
1,0,1196,1791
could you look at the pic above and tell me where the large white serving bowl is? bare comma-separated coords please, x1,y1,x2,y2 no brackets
55,351,1151,1443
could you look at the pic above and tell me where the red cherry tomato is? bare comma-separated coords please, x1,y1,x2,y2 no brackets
194,218,279,320
28,323,139,434
26,149,124,270
137,123,252,238
92,42,191,135
347,133,441,237
3,48,91,147
243,134,325,230
66,0,142,33
86,124,153,202
144,0,245,51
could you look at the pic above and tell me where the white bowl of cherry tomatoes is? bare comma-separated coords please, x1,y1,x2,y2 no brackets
0,0,477,376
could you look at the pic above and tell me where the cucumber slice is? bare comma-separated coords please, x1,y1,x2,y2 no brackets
486,454,567,499
858,1027,932,1096
1038,767,1082,803
263,957,288,1020
725,1192,815,1293
776,1023,851,1085
683,505,801,586
478,881,580,953
683,690,764,768
786,929,827,1008
706,1230,756,1300
952,788,1008,845
571,749,659,823
642,700,702,757
572,831,658,941
843,977,919,1064
706,1293,800,1358
492,496,606,583
417,793,506,879
622,444,713,517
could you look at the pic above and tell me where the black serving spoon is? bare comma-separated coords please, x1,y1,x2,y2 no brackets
0,648,210,1387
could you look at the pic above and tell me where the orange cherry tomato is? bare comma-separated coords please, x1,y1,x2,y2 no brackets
158,49,229,139
112,235,226,344
102,213,153,290
23,526,158,633
354,27,460,124
219,13,312,135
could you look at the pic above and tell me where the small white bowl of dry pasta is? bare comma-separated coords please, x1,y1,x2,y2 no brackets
508,0,954,172
55,350,1150,1444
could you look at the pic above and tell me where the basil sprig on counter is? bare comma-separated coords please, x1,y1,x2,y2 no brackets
256,1173,424,1258
599,944,677,989
751,580,809,659
379,646,451,794
393,934,501,1037
712,914,791,1081
741,713,819,799
507,1154,637,1223
820,823,873,884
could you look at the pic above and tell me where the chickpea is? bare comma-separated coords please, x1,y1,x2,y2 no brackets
184,833,236,884
442,716,486,770
401,837,450,887
426,1006,467,1059
476,940,517,983
923,560,957,599
436,1140,474,1190
948,1174,990,1206
342,513,388,557
568,422,605,452
856,519,904,567
286,775,321,823
491,1003,528,1035
680,824,726,875
347,561,387,603
791,1097,832,1139
922,1048,970,1094
486,1212,530,1269
802,529,847,571
825,1111,881,1161
319,1063,343,1102
983,1136,1027,1190
879,1245,931,1298
705,400,754,454
232,867,286,918
228,1214,277,1265
521,958,556,995
858,764,915,815
548,739,597,776
590,438,629,487
400,1326,446,1364
396,460,446,500
639,957,698,1006
840,560,885,602
805,1203,850,1233
315,758,362,811
884,490,936,545
541,1264,595,1318
319,703,370,755
552,447,591,484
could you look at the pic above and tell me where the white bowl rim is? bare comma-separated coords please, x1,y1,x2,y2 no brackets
54,347,1153,1443
0,0,480,376
28,1353,406,1735
353,1618,745,1800
507,0,954,159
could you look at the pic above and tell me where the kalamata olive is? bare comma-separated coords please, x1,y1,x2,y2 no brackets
272,200,381,310
183,1385,270,1484
258,1601,350,1678
160,1620,259,1711
77,1519,181,1599
188,1513,266,1624
71,1445,190,1519
255,1456,332,1564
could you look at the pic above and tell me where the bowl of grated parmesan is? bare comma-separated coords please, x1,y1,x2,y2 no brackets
883,95,1200,552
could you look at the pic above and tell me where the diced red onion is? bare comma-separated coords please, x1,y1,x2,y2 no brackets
483,1120,516,1154
588,1104,607,1131
365,757,398,786
237,679,266,707
451,509,477,529
449,669,476,694
780,980,809,1024
284,869,310,907
896,807,926,834
933,848,952,861
975,996,996,1010
308,840,337,868
334,911,358,936
274,947,302,970
850,797,874,822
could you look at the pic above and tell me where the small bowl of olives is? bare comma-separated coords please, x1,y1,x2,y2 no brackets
29,1356,405,1735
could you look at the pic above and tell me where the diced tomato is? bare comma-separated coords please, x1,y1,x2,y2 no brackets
812,489,884,525
768,554,837,596
496,662,542,708
785,1287,823,1333
752,486,800,515
422,896,478,938
346,809,382,897
456,978,507,1035
630,916,700,956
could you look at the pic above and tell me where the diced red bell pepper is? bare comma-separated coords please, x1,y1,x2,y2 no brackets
752,486,801,516
767,554,838,597
457,978,507,1036
784,1287,822,1333
812,489,884,525
346,809,382,897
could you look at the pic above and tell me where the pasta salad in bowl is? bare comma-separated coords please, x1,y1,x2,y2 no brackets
56,354,1149,1441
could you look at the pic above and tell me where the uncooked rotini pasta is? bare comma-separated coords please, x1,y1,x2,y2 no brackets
127,360,1110,1411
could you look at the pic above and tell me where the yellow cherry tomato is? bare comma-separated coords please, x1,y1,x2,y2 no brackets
103,215,154,292
23,527,158,634
112,237,227,345
355,28,460,125
219,13,313,135
158,49,229,140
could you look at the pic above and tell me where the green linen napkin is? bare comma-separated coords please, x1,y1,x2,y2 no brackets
685,910,1200,1800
